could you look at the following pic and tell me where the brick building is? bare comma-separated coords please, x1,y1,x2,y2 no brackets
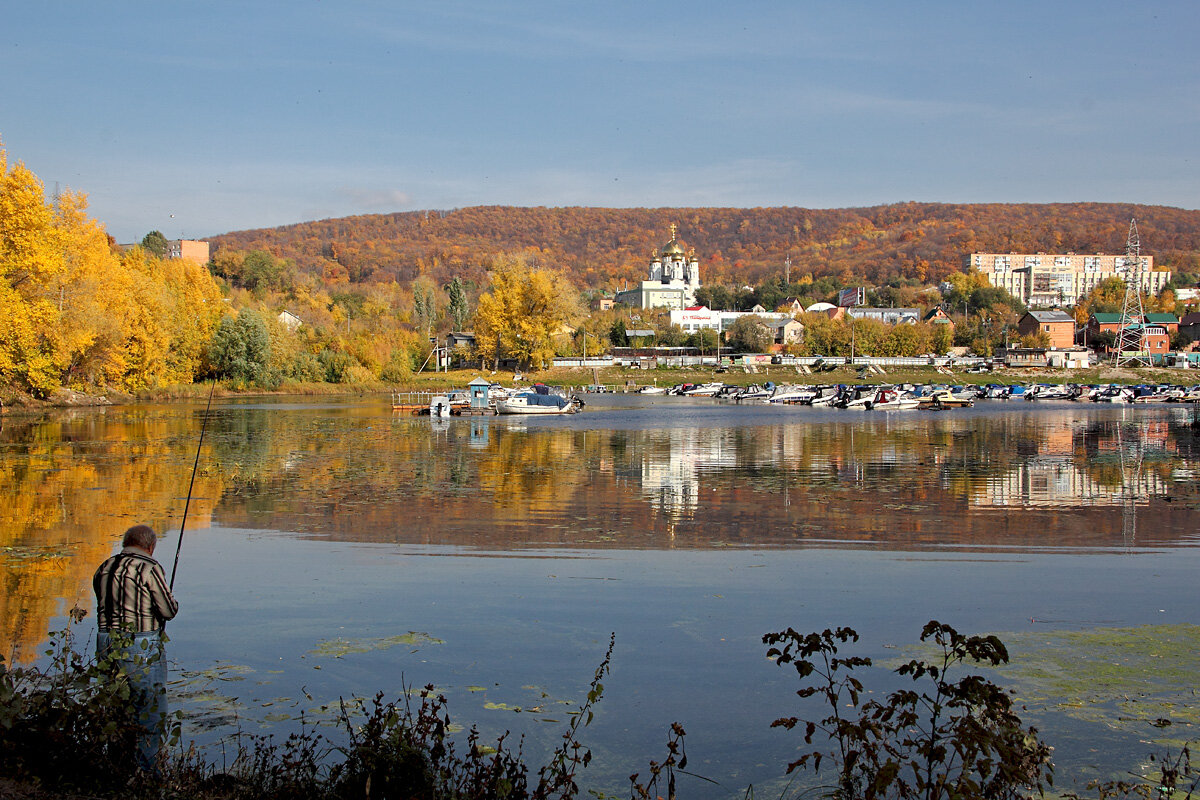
1017,310,1077,348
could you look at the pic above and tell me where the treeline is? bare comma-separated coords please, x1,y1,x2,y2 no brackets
0,151,223,397
210,203,1200,292
0,149,431,399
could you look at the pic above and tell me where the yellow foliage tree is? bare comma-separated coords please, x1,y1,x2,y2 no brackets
475,255,581,369
1,146,224,395
0,153,66,395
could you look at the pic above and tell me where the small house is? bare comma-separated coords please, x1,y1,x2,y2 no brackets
923,306,954,327
1018,310,1076,349
277,310,303,332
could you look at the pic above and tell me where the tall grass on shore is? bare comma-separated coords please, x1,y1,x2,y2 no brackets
0,613,613,800
2,615,1195,800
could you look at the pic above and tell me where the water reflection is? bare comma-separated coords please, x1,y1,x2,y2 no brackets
3,398,1199,665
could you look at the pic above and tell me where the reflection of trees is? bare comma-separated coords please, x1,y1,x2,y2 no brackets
475,428,589,516
206,407,1200,551
9,403,1200,664
0,410,220,664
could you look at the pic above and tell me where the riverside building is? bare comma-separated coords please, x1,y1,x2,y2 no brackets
966,252,1170,308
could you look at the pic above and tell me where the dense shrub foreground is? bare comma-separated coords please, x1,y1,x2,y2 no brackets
1,621,1194,800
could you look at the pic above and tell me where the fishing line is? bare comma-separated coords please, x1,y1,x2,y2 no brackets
169,380,217,591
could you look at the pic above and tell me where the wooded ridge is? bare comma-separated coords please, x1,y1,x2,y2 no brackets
209,203,1200,290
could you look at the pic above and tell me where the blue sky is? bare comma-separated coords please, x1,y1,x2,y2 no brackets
4,1,1198,243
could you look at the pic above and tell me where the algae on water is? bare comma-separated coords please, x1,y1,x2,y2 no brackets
993,624,1200,742
307,631,445,658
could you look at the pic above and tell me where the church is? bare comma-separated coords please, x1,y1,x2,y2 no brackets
614,225,701,310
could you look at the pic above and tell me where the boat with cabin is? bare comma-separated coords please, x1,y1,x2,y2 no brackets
495,384,582,415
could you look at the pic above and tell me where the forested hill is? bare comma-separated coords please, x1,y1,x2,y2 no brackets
208,203,1200,290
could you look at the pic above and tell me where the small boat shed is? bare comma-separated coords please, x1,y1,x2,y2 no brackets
468,377,493,414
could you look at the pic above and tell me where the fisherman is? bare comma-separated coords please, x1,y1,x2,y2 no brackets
93,524,179,773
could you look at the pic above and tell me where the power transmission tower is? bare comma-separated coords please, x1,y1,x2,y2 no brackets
1115,218,1151,367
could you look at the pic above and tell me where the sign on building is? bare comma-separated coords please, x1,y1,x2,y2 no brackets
838,287,866,308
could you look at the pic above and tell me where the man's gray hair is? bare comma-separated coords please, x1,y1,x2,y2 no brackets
122,524,158,550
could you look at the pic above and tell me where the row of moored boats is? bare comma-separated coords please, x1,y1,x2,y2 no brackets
636,381,1200,409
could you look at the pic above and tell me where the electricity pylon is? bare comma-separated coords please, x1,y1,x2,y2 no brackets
1115,218,1151,367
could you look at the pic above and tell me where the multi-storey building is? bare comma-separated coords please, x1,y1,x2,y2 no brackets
966,252,1170,308
166,239,210,263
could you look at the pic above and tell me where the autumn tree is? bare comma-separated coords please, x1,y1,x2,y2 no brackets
0,152,67,395
930,322,954,354
474,255,581,370
209,248,291,292
1,146,225,395
878,321,931,357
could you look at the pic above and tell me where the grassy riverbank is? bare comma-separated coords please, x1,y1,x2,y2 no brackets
2,362,1193,411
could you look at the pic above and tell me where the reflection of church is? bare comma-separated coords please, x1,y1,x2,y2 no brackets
640,428,735,518
614,225,701,310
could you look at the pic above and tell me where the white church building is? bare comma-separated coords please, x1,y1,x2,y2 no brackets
614,225,701,310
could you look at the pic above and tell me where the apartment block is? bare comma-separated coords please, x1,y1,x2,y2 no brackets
966,252,1170,308
167,239,210,263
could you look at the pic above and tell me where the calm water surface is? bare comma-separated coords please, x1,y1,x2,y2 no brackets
2,394,1199,797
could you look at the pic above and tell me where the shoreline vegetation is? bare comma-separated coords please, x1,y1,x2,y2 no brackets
0,363,1192,413
2,619,1195,800
6,144,1200,423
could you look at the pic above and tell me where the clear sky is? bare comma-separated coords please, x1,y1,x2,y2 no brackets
4,1,1198,243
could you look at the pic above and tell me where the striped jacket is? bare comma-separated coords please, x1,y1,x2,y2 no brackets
93,548,179,633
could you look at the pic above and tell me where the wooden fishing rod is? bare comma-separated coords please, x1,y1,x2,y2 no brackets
169,380,217,591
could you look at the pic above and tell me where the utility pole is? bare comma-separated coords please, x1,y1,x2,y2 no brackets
1116,218,1151,367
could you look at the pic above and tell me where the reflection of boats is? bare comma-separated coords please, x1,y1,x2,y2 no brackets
495,384,582,415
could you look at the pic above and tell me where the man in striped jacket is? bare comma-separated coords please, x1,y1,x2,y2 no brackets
93,524,179,773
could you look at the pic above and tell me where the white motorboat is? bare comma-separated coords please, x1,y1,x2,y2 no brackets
681,382,726,397
872,388,920,410
734,382,776,402
495,385,581,415
1025,384,1074,400
769,385,820,404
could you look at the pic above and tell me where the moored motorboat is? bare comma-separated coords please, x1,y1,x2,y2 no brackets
872,388,921,410
681,382,725,397
495,384,582,415
919,389,974,409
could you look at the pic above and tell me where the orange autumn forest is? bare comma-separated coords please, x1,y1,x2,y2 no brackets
4,144,1200,399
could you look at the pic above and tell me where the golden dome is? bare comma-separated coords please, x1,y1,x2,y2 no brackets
662,224,685,256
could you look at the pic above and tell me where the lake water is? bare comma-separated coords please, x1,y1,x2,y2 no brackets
2,394,1199,797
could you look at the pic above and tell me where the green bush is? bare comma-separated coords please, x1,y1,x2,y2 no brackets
762,621,1053,800
0,613,169,794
